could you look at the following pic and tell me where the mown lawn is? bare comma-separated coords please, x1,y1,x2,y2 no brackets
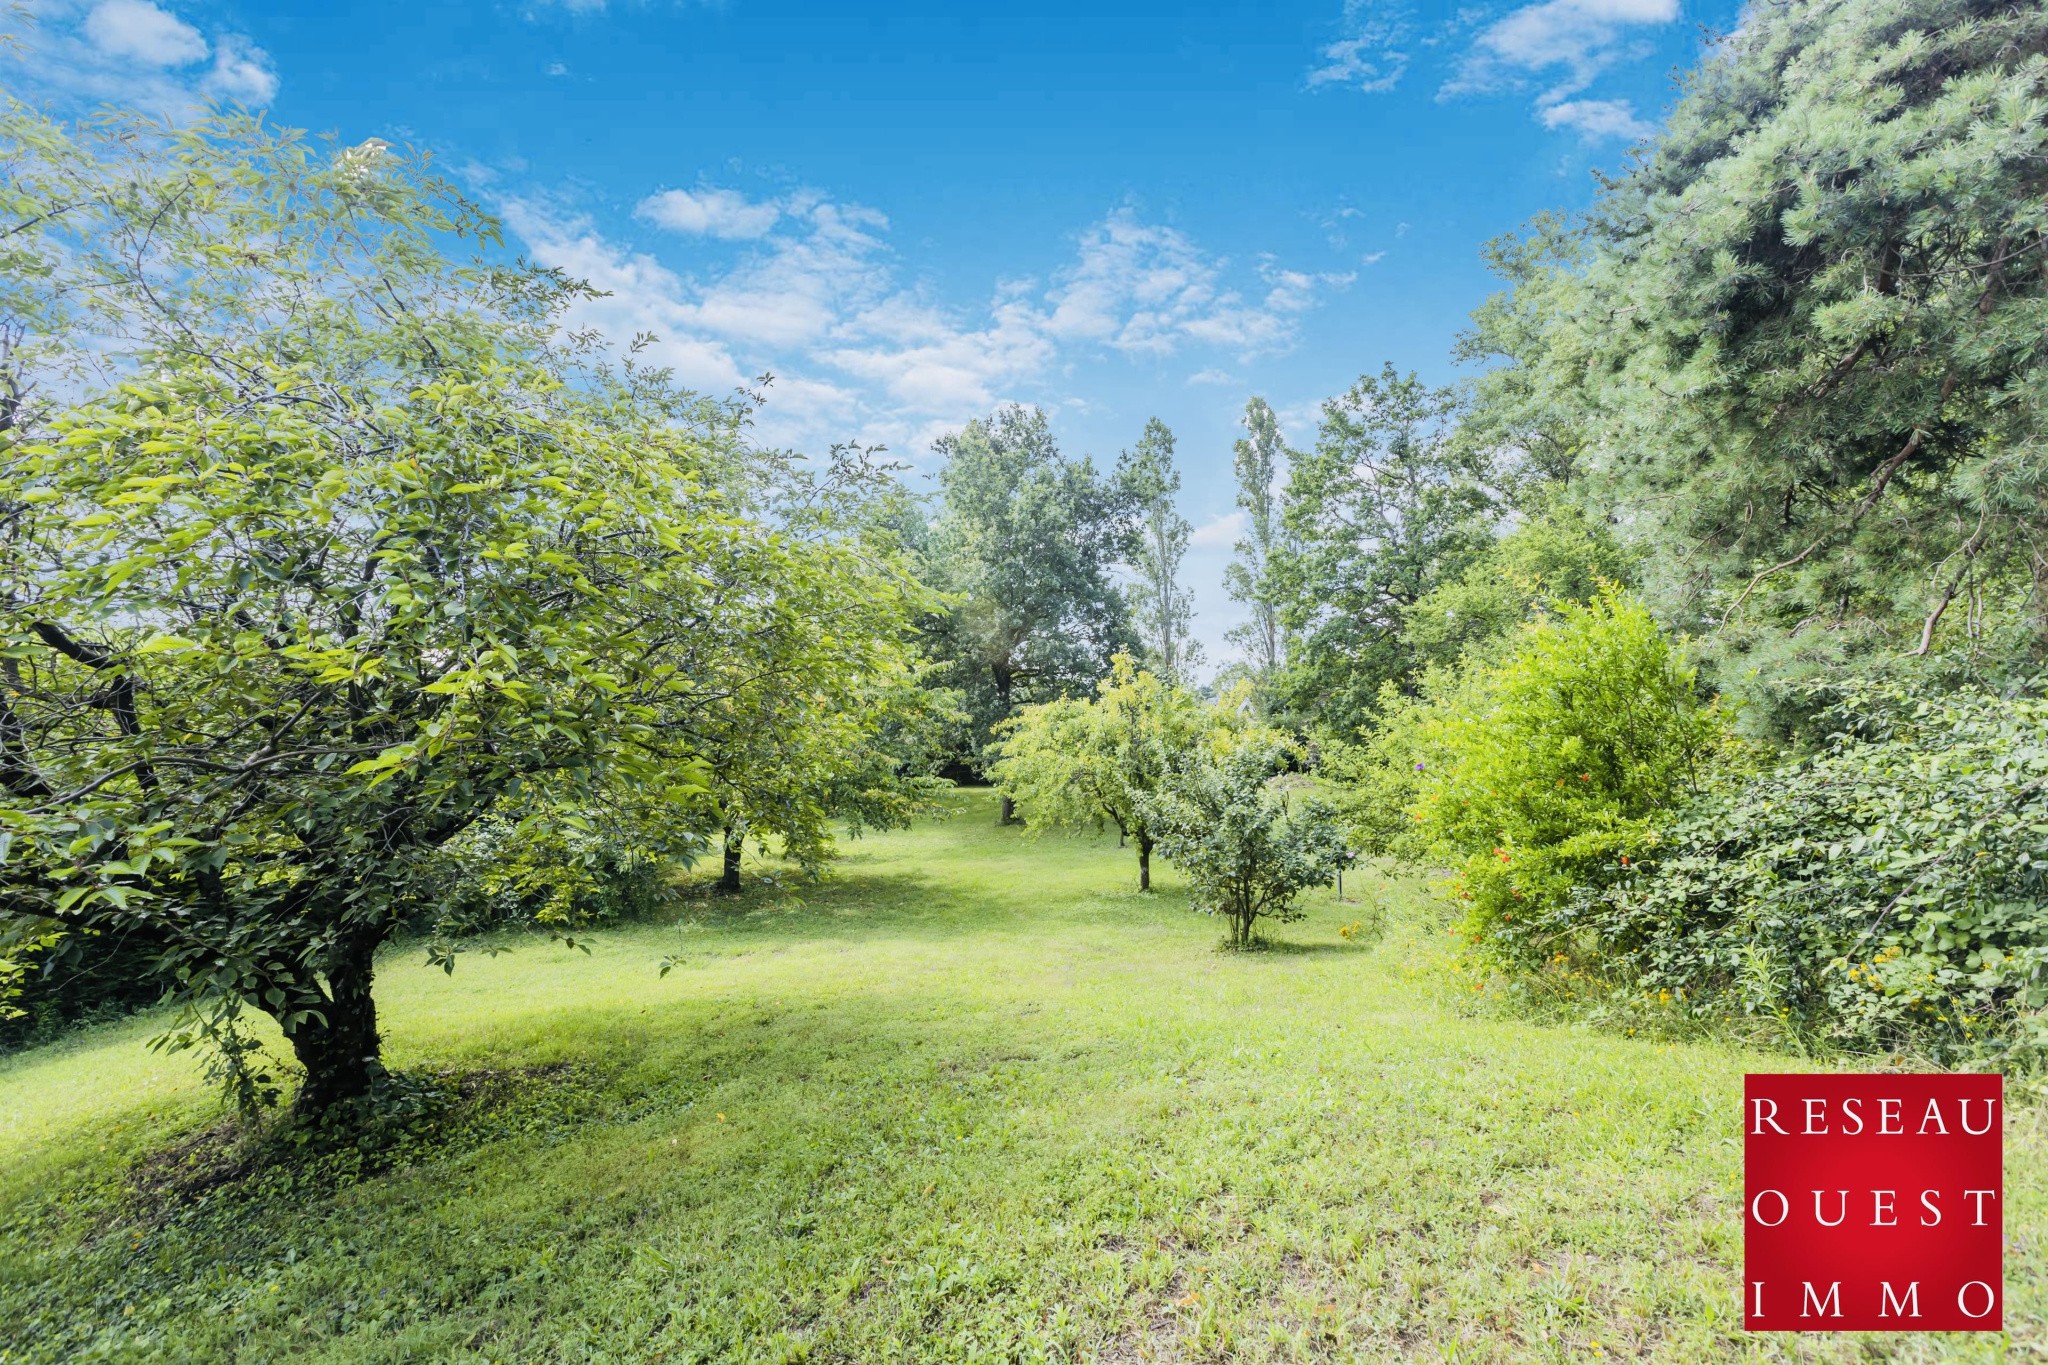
0,788,2040,1363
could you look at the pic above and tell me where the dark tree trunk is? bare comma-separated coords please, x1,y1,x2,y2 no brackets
284,933,382,1118
717,821,743,894
999,793,1021,825
1137,833,1153,891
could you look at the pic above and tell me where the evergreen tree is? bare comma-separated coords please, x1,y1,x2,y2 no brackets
1463,0,2048,736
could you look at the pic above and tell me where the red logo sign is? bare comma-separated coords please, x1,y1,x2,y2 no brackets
1745,1073,2003,1331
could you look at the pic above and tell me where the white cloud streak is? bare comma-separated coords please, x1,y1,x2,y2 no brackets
1537,96,1658,140
1446,0,1678,103
636,187,783,240
20,1,279,112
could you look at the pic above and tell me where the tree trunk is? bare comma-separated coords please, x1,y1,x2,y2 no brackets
717,821,743,894
1137,833,1153,891
999,793,1021,826
284,933,382,1119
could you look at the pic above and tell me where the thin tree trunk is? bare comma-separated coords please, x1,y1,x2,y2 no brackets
717,821,743,893
284,933,382,1119
999,793,1021,825
1137,833,1153,891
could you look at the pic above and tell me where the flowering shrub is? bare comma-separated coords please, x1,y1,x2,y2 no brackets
1571,685,2048,1065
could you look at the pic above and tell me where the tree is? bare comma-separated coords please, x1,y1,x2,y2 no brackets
0,109,932,1117
987,654,1229,890
1117,418,1200,682
926,406,1136,817
1223,397,1293,691
1137,742,1350,949
1462,0,2048,737
1399,587,1730,959
1401,501,1634,671
1273,366,1499,734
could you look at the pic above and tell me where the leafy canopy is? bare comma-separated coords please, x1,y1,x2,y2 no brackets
0,107,934,1116
988,654,1249,889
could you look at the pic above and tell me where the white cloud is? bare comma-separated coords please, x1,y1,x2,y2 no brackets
1308,33,1409,92
1189,510,1247,548
1360,250,1387,265
82,0,206,66
1538,96,1657,140
499,196,750,394
1045,209,1347,358
1186,368,1237,387
203,33,279,104
498,191,1343,458
1307,1,1410,92
1446,0,1678,103
636,186,782,240
21,3,280,113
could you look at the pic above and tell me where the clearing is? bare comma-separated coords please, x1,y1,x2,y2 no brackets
0,789,2040,1362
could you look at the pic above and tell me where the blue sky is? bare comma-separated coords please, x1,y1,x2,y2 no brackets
14,0,1740,669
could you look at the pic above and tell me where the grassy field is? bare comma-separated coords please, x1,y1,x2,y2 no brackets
0,788,2040,1363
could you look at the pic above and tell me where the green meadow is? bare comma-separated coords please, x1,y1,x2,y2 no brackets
2,790,2040,1363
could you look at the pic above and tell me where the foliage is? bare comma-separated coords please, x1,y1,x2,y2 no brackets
1222,397,1296,711
1139,742,1351,948
987,654,1246,889
0,108,933,1116
924,405,1136,770
1392,588,1729,955
1402,502,1634,671
1117,418,1201,682
667,449,955,892
0,922,164,1053
1274,366,1499,735
427,797,698,937
1566,684,2048,1067
1462,0,2048,738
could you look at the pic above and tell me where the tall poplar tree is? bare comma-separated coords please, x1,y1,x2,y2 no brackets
1118,418,1201,682
1224,397,1292,685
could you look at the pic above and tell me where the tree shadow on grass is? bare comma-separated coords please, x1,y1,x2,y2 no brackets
1245,938,1381,957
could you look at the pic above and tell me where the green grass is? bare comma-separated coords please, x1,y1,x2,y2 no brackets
1,788,2041,1363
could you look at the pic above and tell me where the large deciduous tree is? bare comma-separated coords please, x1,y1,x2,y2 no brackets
0,108,932,1117
1463,0,2048,736
1273,366,1498,735
926,405,1135,814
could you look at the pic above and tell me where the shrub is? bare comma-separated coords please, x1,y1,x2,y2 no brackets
1398,586,1730,961
1572,685,2048,1065
1139,743,1352,948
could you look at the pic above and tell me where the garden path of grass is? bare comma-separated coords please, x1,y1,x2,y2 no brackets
0,788,2040,1362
